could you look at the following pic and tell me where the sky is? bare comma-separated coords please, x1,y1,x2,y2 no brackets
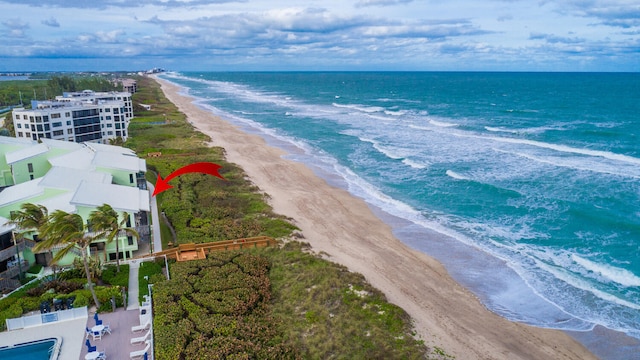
0,0,638,72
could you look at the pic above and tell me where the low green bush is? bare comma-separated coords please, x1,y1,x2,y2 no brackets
101,264,130,287
73,293,89,308
27,263,43,274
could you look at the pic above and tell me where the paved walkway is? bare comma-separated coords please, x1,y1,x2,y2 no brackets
148,181,163,254
127,260,140,310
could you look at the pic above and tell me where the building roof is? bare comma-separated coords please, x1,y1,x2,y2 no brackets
71,181,150,213
0,178,43,207
40,138,84,151
85,142,136,155
0,136,35,146
36,192,77,214
5,143,49,164
39,166,111,191
92,151,146,172
48,148,95,170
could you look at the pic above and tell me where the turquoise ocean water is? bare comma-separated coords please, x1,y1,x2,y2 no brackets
161,72,639,357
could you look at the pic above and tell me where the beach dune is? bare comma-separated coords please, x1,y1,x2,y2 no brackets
154,76,596,360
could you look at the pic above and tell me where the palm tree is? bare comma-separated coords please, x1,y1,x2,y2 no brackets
9,203,49,279
36,210,101,308
9,203,48,233
89,204,139,272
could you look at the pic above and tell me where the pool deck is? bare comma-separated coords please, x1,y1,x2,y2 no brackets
81,307,147,360
0,316,86,360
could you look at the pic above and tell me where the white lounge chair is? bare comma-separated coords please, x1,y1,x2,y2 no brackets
102,324,112,335
130,329,151,345
130,341,150,359
131,320,150,333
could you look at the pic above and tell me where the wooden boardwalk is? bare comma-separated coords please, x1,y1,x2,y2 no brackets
145,236,277,262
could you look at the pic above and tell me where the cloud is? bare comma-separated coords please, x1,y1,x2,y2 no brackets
561,1,640,28
0,0,242,9
2,18,29,38
41,17,60,27
355,0,414,7
529,32,586,44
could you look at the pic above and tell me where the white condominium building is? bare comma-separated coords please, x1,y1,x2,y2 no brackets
11,90,133,144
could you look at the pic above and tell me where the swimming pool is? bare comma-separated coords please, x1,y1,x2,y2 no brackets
0,337,60,360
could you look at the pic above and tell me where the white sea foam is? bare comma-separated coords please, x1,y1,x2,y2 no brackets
452,132,640,167
572,255,640,287
384,110,407,116
429,119,459,127
446,170,468,180
491,147,640,179
485,126,519,134
402,158,428,169
536,260,640,311
332,103,385,113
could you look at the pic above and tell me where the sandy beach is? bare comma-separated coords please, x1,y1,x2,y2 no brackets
153,76,597,360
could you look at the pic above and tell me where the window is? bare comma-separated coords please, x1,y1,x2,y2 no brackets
51,113,61,119
17,132,22,137
36,124,43,131
27,163,33,172
114,108,119,114
106,116,111,120
115,123,120,129
52,122,62,127
29,174,34,180
16,123,21,128
106,123,112,128
44,124,50,131
129,174,134,183
36,116,42,123
53,130,64,136
66,121,71,125
65,112,70,117
43,116,49,122
67,129,73,134
105,108,111,112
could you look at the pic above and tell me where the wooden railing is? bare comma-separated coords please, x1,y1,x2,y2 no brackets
143,236,277,261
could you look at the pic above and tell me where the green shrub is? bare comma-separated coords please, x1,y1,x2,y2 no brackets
71,293,89,307
101,264,130,287
27,263,43,274
96,286,124,312
16,297,40,312
0,302,23,331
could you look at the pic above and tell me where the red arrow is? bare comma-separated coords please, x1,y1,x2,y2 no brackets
152,162,224,196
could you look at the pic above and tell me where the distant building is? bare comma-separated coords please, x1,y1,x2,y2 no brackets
11,90,133,144
112,78,137,94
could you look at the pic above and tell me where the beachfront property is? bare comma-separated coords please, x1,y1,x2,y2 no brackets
11,90,133,144
116,78,137,94
0,137,150,292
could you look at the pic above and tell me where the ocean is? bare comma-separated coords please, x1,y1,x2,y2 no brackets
160,72,640,358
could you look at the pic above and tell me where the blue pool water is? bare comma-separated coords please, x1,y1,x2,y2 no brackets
0,338,57,360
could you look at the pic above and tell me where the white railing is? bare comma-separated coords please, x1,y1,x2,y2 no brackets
5,306,88,331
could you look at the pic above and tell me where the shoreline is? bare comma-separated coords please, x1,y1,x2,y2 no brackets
152,75,597,360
